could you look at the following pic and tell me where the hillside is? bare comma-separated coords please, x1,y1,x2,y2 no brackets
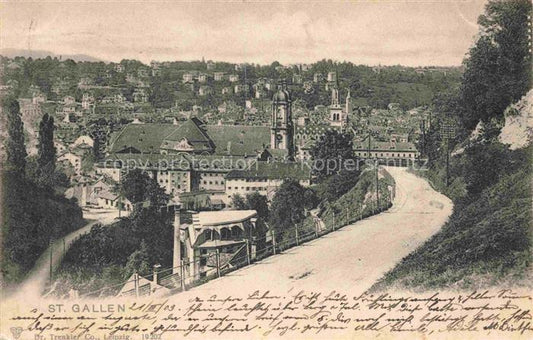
372,91,533,291
372,149,531,291
0,48,102,62
499,90,533,150
1,171,84,284
320,168,395,228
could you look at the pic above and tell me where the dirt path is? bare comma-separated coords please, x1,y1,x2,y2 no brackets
16,208,128,299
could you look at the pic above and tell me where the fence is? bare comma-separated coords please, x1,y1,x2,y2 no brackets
72,200,393,300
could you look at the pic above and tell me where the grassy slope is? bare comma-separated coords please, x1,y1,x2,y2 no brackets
320,169,395,228
372,152,532,291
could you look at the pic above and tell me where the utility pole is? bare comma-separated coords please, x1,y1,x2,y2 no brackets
440,120,456,187
180,259,186,291
346,207,349,224
367,132,371,159
375,159,380,211
245,239,251,265
421,119,426,156
272,229,277,254
215,249,221,278
49,238,53,284
446,139,450,187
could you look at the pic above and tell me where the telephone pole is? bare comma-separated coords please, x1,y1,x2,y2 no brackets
375,159,380,211
440,120,456,187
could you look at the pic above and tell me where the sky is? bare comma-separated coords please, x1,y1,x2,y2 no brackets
0,0,488,67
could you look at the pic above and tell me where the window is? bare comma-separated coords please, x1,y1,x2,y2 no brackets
221,228,230,240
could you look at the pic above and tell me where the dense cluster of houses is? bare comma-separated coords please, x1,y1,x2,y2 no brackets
73,81,418,213
2,57,425,213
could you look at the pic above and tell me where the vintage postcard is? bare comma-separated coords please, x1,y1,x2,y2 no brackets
0,0,531,339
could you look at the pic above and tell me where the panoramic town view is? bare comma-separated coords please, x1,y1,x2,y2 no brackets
0,0,531,339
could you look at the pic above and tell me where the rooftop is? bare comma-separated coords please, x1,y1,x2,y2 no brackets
354,136,417,152
194,210,257,227
108,120,272,157
226,161,311,181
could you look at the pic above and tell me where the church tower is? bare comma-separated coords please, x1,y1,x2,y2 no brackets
345,89,352,122
329,80,344,126
271,80,294,157
331,87,340,106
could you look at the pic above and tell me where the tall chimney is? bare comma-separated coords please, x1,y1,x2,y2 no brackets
172,206,181,274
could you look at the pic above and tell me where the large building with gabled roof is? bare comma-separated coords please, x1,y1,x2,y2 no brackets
98,82,301,204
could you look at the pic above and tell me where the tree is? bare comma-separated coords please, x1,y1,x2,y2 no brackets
310,130,356,181
231,194,247,210
37,113,56,178
303,188,319,210
317,170,361,203
459,0,532,130
88,125,107,160
269,179,306,236
3,96,27,173
120,169,169,208
462,142,511,196
245,192,269,220
124,240,151,277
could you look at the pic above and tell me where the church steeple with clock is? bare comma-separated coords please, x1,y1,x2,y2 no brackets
270,79,294,157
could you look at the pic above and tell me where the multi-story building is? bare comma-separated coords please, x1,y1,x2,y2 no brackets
198,73,209,83
97,83,298,203
225,161,311,202
234,84,249,94
183,73,195,83
133,88,149,103
313,72,323,83
82,93,95,109
214,72,226,81
327,71,337,83
353,135,419,166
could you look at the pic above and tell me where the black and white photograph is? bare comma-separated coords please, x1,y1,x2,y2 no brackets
0,0,531,339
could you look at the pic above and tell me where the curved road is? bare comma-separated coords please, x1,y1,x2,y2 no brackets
176,166,453,296
0,167,453,340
